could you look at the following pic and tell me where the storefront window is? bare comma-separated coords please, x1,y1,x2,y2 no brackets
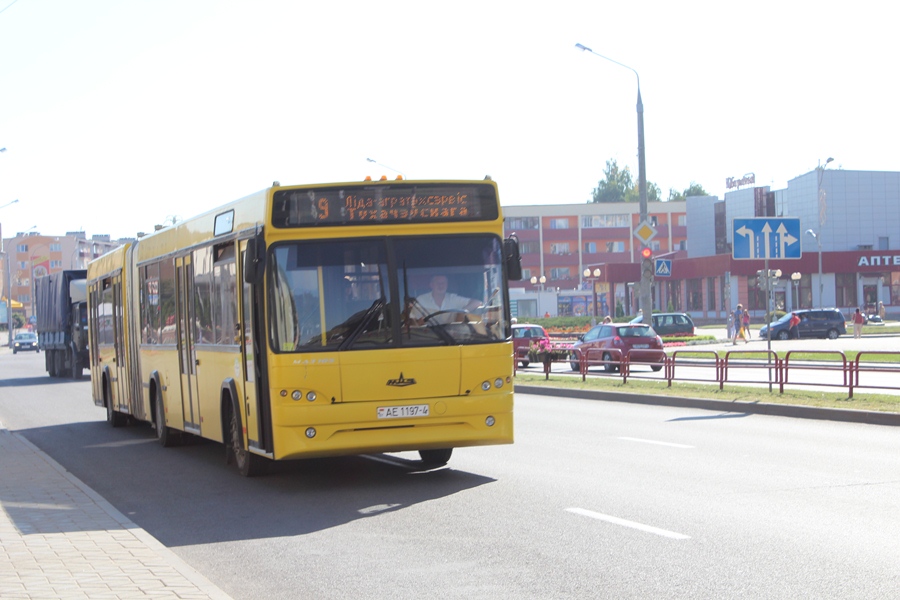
686,279,702,311
835,273,857,308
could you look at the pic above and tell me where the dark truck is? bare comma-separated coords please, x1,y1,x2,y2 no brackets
34,269,89,379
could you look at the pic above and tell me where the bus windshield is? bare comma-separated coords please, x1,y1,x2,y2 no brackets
269,234,508,352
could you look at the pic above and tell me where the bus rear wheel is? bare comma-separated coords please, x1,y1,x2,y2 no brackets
105,382,126,428
419,448,452,467
155,390,180,447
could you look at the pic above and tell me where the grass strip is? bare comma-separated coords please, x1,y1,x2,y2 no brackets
514,372,900,413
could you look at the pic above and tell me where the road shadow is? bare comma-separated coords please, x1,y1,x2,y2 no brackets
667,412,752,422
0,375,80,388
13,419,498,548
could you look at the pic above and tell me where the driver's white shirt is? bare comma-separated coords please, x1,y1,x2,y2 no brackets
412,292,472,324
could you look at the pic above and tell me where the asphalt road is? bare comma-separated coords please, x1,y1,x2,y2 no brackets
1,352,898,599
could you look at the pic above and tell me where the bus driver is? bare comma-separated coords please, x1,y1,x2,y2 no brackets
411,275,481,325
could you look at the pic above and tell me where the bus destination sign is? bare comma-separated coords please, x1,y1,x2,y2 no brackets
272,183,498,228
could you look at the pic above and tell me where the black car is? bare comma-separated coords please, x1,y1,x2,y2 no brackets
12,332,39,354
759,308,847,340
630,312,695,336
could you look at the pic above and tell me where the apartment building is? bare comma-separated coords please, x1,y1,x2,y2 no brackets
503,201,687,318
503,168,900,321
3,231,126,320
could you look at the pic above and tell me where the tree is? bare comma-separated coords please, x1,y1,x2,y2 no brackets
667,181,709,202
591,159,632,203
626,181,662,203
591,158,662,203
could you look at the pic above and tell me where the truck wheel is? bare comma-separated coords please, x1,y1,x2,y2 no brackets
71,350,83,380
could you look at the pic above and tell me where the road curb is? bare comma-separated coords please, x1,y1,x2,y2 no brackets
514,385,900,427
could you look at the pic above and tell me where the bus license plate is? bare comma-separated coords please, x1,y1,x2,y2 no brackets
377,404,430,419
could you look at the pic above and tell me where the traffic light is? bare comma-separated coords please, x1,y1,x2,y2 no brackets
640,247,652,260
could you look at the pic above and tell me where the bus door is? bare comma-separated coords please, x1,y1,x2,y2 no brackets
112,275,128,412
176,255,201,434
240,240,262,451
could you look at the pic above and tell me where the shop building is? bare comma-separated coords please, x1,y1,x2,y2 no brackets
504,168,900,321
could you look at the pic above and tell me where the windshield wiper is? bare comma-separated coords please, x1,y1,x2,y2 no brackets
338,297,386,351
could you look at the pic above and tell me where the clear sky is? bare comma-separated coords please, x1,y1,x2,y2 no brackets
1,0,897,241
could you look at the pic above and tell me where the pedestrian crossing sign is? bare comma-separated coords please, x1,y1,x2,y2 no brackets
655,259,672,277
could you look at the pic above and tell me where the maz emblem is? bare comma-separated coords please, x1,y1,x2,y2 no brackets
387,373,417,387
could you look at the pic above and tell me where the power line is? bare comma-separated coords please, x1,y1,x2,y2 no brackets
0,0,20,16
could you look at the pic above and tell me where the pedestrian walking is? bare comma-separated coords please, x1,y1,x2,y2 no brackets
732,304,744,344
742,308,750,343
789,312,801,339
878,301,886,321
852,307,865,338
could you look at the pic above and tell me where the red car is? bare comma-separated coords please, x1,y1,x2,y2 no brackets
569,323,665,372
512,323,550,368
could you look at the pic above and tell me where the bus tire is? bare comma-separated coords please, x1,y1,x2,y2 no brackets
227,404,267,477
419,448,452,467
154,387,180,448
105,380,126,428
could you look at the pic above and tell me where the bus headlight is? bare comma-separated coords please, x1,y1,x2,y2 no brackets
481,381,491,391
291,390,302,401
494,378,503,389
485,416,495,427
305,427,316,438
306,391,317,402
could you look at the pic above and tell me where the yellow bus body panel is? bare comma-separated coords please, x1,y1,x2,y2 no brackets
268,342,514,460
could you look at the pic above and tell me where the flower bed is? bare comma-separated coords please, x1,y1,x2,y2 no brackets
528,338,573,362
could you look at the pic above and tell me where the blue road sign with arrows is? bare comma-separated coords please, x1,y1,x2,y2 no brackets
732,217,802,260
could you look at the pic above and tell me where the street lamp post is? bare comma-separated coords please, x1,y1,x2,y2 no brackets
0,199,20,346
576,43,651,319
806,229,823,308
791,272,802,310
806,157,833,310
583,268,601,325
530,274,547,317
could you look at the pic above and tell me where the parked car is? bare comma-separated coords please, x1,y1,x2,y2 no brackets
758,308,847,340
569,323,665,372
641,312,695,337
13,332,40,354
512,323,550,368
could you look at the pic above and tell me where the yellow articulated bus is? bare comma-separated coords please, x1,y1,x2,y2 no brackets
87,178,522,476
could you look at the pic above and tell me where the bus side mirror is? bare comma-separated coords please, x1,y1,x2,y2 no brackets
243,233,266,285
504,235,522,281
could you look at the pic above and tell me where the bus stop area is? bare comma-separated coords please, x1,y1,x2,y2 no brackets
0,336,232,599
0,425,232,599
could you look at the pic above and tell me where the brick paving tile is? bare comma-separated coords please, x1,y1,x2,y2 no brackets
0,428,233,599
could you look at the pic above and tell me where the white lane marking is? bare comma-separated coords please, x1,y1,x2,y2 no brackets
566,507,691,540
618,436,694,449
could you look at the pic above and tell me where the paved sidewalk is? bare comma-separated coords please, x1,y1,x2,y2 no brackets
0,426,232,599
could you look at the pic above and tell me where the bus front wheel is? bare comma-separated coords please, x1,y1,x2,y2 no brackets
227,407,267,477
419,448,452,467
